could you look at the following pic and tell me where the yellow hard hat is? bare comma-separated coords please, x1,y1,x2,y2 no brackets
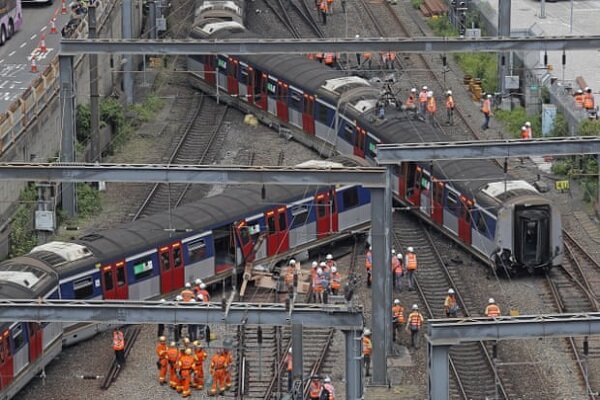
185,348,192,355
193,340,201,347
183,337,190,344
159,336,166,342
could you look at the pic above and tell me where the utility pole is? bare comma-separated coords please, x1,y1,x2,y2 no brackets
59,56,77,217
88,1,100,162
498,0,511,100
122,0,133,104
148,0,157,39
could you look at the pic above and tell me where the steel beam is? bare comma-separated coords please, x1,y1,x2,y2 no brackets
291,323,303,398
428,342,450,400
498,0,511,97
428,313,600,345
0,163,386,187
0,300,363,328
60,36,600,55
344,329,363,400
58,56,76,217
376,137,600,163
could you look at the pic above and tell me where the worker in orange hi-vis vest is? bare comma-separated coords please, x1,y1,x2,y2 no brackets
209,348,228,396
326,0,333,14
193,341,207,390
112,328,125,365
177,348,196,398
418,86,428,118
404,247,417,291
362,329,372,377
426,90,437,123
481,94,492,130
392,299,405,342
485,298,501,317
222,339,234,390
406,304,425,349
525,121,533,139
156,336,169,385
181,282,194,302
330,266,341,295
365,246,373,287
319,0,328,24
284,348,293,392
445,90,455,125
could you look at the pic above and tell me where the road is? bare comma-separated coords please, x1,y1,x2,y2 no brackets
0,2,72,112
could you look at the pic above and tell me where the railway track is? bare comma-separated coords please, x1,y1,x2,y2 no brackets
100,326,142,390
132,96,228,220
392,214,514,399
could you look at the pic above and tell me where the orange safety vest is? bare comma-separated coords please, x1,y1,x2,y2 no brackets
362,337,372,355
392,305,405,323
391,257,401,273
446,95,455,109
285,353,293,371
444,295,457,311
323,382,336,400
330,272,341,290
408,311,424,328
526,127,533,139
584,93,595,109
481,98,491,114
113,331,124,351
427,97,437,113
324,53,334,65
197,289,210,302
195,349,207,365
485,304,501,317
181,289,194,302
309,380,322,398
406,253,417,270
418,91,428,104
575,93,584,107
365,250,372,271
406,95,415,107
363,52,371,60
178,354,195,370
285,268,294,286
312,273,323,293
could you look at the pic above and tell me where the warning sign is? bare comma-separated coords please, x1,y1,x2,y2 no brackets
555,180,570,192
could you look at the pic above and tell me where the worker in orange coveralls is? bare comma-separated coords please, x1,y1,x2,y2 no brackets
193,340,207,390
209,347,228,395
167,341,180,390
155,336,168,385
177,348,196,398
223,339,234,390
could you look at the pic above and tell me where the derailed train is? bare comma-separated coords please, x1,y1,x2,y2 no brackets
186,0,563,274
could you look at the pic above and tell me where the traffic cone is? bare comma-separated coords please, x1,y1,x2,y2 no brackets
30,58,38,73
50,18,57,34
40,35,47,53
61,0,67,15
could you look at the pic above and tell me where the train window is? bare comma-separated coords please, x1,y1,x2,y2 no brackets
160,252,170,271
133,258,154,280
420,176,430,190
278,212,287,231
317,200,326,218
188,239,207,264
289,90,302,111
116,265,126,287
173,247,182,267
433,182,443,204
103,269,114,290
267,215,276,233
342,187,359,209
12,325,25,350
367,141,377,158
240,66,248,85
290,205,309,227
446,192,459,214
73,277,94,299
330,191,337,213
343,123,354,143
317,104,332,125
217,58,227,70
267,81,277,95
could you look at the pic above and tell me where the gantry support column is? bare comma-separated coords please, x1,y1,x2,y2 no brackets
345,329,363,399
498,0,511,99
58,55,76,217
88,3,100,162
121,0,133,104
291,323,303,400
428,342,450,400
370,166,393,385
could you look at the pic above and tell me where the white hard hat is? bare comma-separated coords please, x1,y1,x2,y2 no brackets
195,278,202,285
411,88,417,92
176,295,183,301
324,376,331,383
427,91,433,97
331,266,337,273
326,254,333,260
320,262,327,267
422,85,428,90
407,247,414,252
369,246,372,251
488,298,495,304
391,248,396,255
312,261,318,268
448,288,455,294
289,259,296,265
355,34,360,38
185,282,191,288
394,299,400,305
364,329,371,335
412,304,419,310
521,126,527,131
317,268,323,275
288,347,292,353
189,299,196,303
487,94,492,98
160,298,166,303
197,294,204,301
397,253,402,259
447,90,452,95
577,89,583,94
200,283,207,289
525,121,531,127
585,86,590,91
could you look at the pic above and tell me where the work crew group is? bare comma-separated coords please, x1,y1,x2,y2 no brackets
282,254,342,304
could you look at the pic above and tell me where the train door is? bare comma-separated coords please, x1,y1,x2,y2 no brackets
431,179,444,225
406,165,421,206
302,94,315,135
216,56,228,91
267,77,278,115
204,55,216,86
234,220,256,261
419,171,431,215
27,323,42,363
0,330,12,389
265,207,290,256
242,64,253,103
159,242,185,294
315,188,338,239
458,196,473,244
276,81,289,122
256,72,268,111
101,260,128,300
227,57,239,95
354,126,366,158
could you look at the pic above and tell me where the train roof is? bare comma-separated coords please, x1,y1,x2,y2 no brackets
0,256,59,299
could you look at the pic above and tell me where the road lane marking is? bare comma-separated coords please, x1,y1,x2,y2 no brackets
0,60,4,64
30,34,37,41
20,42,26,48
40,26,47,32
8,51,14,57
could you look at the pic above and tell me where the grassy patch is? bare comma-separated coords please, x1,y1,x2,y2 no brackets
454,53,497,93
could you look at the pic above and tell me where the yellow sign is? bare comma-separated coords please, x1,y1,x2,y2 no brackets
555,180,570,191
